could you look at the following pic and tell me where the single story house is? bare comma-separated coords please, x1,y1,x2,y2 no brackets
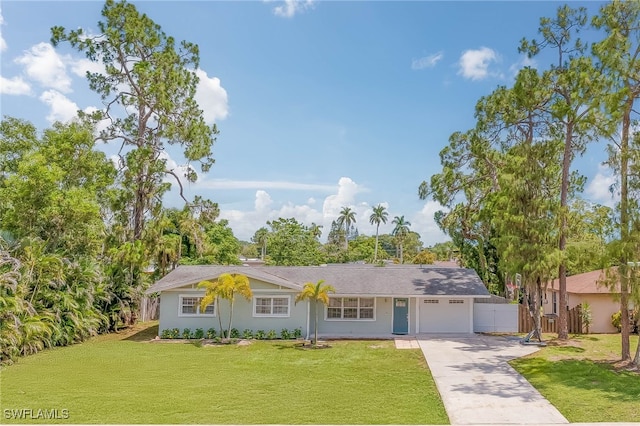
543,269,630,333
145,264,492,338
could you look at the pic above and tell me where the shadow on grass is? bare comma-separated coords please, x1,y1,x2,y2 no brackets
123,324,159,342
552,346,585,354
512,357,640,402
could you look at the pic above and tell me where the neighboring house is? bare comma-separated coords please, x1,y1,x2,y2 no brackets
543,269,627,333
145,264,492,338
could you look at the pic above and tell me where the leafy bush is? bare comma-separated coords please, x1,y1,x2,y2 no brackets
266,330,277,340
194,328,204,339
170,328,180,339
230,328,240,339
293,327,303,339
182,328,192,339
612,311,622,332
280,328,291,340
242,329,253,339
160,329,171,339
206,328,216,339
255,330,266,340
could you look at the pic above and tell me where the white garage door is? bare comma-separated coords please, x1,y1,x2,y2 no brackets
419,298,470,333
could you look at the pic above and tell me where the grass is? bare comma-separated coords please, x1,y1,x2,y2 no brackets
511,333,640,423
0,322,448,424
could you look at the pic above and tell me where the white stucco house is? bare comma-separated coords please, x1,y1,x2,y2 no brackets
145,264,496,338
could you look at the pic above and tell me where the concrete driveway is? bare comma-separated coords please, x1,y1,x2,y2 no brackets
417,334,569,425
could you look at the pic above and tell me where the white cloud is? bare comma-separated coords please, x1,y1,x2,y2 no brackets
39,90,80,123
194,69,229,124
322,177,365,219
0,75,31,95
411,52,443,70
255,190,273,213
410,201,449,247
586,166,616,208
509,54,537,77
15,42,72,93
70,57,105,78
458,47,500,81
0,9,7,52
197,179,336,192
216,177,372,241
271,0,315,18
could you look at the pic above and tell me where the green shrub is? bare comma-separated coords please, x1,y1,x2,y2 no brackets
255,330,266,340
280,328,291,340
242,329,253,339
170,328,180,339
206,328,216,339
612,311,622,332
293,327,302,339
160,329,171,339
230,328,240,339
182,328,192,339
266,330,277,340
194,328,204,339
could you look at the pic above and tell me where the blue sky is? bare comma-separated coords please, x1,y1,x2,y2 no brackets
0,0,616,246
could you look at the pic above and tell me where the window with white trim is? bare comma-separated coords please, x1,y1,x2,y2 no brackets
179,295,215,316
327,297,375,320
253,296,290,317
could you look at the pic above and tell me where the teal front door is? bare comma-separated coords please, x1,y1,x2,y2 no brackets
393,298,409,334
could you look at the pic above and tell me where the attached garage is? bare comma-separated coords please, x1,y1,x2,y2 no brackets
418,297,472,333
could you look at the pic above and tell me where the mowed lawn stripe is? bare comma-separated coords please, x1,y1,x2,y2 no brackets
1,330,448,424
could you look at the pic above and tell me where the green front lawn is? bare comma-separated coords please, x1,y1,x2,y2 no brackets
0,323,448,424
511,334,640,423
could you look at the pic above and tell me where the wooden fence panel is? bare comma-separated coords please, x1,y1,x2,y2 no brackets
518,304,582,334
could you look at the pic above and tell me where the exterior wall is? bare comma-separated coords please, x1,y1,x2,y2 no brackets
568,294,619,334
314,297,394,337
542,289,620,333
418,297,472,333
474,303,518,333
158,286,307,335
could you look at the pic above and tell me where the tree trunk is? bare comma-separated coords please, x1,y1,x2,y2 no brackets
633,334,640,367
557,123,573,341
619,101,632,361
216,298,223,337
374,226,379,262
314,301,318,346
527,279,543,342
227,298,234,340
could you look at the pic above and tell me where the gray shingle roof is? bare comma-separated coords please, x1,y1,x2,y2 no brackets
146,264,489,297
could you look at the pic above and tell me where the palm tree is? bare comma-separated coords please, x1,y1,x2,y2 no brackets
369,205,388,262
309,223,323,240
391,216,411,264
252,227,269,260
198,273,253,340
295,280,335,346
336,207,356,251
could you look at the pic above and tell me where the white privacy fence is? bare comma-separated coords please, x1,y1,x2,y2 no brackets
473,303,518,333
